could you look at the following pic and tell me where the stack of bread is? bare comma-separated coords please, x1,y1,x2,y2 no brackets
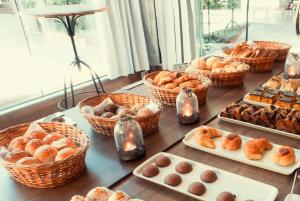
2,127,79,165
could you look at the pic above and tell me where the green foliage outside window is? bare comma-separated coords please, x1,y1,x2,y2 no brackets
203,0,240,10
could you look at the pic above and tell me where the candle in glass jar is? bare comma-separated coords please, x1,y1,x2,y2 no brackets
123,141,137,152
182,104,193,116
288,66,297,76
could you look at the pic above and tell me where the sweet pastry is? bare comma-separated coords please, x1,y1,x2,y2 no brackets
25,139,45,156
86,187,113,201
216,192,236,201
244,138,273,160
194,126,222,149
155,155,171,167
25,130,48,140
117,108,135,116
294,99,300,110
108,191,131,201
262,76,281,89
153,71,170,85
16,157,41,165
228,42,276,59
200,170,218,183
164,82,177,89
94,108,105,117
43,133,65,145
130,104,144,114
196,134,216,149
191,58,206,69
197,126,222,138
222,134,242,151
70,195,86,201
55,148,78,161
136,108,154,118
101,112,115,118
206,56,219,70
34,145,58,163
7,136,29,151
51,138,77,150
103,103,119,114
179,81,194,88
175,161,193,174
261,93,276,104
188,182,206,196
275,95,293,108
164,173,182,186
247,90,263,102
4,150,31,163
142,164,159,177
272,146,296,166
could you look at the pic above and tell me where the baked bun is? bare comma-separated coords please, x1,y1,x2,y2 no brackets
7,136,29,151
25,130,47,140
55,148,78,161
194,126,222,149
70,195,86,201
244,138,273,160
136,108,154,118
34,145,58,163
222,134,242,151
206,57,219,70
130,103,144,113
272,146,296,166
191,58,206,69
117,108,135,116
101,112,115,118
43,133,65,145
4,151,31,163
108,191,131,201
197,126,222,138
25,139,45,156
86,187,113,201
51,138,77,150
16,157,41,165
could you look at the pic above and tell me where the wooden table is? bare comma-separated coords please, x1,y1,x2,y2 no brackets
0,62,292,201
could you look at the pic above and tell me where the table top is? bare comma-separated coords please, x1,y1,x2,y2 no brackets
22,5,106,18
0,62,290,201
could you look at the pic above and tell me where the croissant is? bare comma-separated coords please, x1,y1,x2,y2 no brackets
272,146,296,166
222,134,242,151
244,138,273,160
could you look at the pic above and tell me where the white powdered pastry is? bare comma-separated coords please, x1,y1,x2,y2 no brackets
81,106,94,115
86,187,113,201
108,191,131,201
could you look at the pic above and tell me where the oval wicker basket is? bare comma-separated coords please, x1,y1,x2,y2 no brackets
254,41,291,62
0,122,89,188
223,48,277,73
143,71,212,106
78,93,162,136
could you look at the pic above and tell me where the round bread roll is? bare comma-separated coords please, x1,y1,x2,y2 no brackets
70,195,86,201
25,139,45,156
55,148,78,162
191,58,206,69
131,103,145,114
16,157,41,165
211,59,224,70
25,130,48,140
101,112,115,118
8,136,29,151
108,191,131,201
136,108,154,118
4,151,31,163
43,133,65,145
117,108,136,116
205,57,219,70
34,145,58,163
86,187,113,201
51,138,77,150
272,146,296,166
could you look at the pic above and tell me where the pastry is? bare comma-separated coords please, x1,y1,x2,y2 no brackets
196,134,216,149
43,133,65,145
188,182,206,196
117,108,135,116
103,103,119,114
197,126,222,138
153,71,170,85
136,108,154,118
7,136,29,151
4,150,31,163
179,81,194,88
25,130,48,140
216,192,236,201
164,82,177,89
164,173,182,186
101,112,115,118
272,146,296,166
108,191,131,201
34,145,58,163
261,93,276,104
244,138,272,160
130,104,144,113
191,58,206,69
206,56,219,70
262,76,281,89
174,74,195,84
194,126,222,149
293,99,300,110
16,157,41,165
222,134,242,151
86,187,113,201
94,108,105,116
200,170,218,183
247,90,263,102
155,155,171,167
275,95,293,108
142,164,159,177
52,138,77,150
169,71,182,79
175,161,193,174
70,195,86,201
25,139,45,156
55,148,78,161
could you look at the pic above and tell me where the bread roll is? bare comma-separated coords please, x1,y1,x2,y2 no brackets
108,191,131,201
86,187,113,201
70,195,86,201
206,57,219,70
34,145,58,163
221,134,242,151
25,139,45,156
7,136,29,151
130,104,144,114
25,130,47,140
191,58,206,69
4,151,31,163
43,133,65,145
211,59,224,70
244,138,273,160
272,146,296,166
117,108,135,116
55,148,78,161
16,157,41,165
136,108,154,118
51,138,77,150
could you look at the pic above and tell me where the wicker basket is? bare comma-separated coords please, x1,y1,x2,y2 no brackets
254,41,291,62
223,48,277,73
0,122,89,188
78,93,162,136
143,71,211,106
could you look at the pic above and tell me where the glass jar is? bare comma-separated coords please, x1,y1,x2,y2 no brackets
114,115,145,161
284,52,300,80
176,88,200,124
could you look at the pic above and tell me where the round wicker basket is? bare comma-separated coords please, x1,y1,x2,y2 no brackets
78,93,162,136
0,122,89,188
143,71,211,106
223,48,277,73
254,41,291,62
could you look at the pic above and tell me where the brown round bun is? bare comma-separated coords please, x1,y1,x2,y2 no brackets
175,161,193,174
4,151,31,163
16,157,41,165
191,58,206,69
55,148,78,161
136,108,154,118
51,138,77,150
7,136,29,151
142,164,159,177
155,155,171,167
216,191,236,201
164,173,182,186
25,139,45,156
188,182,206,196
103,103,119,114
206,56,219,70
212,59,225,70
43,133,65,145
200,170,218,183
34,145,58,163
25,130,47,140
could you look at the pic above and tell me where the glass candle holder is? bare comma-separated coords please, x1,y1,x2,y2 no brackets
176,88,200,124
284,52,300,80
114,115,145,161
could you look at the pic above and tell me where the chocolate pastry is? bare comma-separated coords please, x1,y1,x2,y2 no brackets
175,161,193,174
164,173,182,186
216,191,236,201
284,110,297,133
188,182,206,196
94,108,105,116
155,155,171,167
255,86,265,92
142,164,159,177
103,103,119,114
101,112,115,118
292,111,300,133
200,170,218,183
232,104,248,120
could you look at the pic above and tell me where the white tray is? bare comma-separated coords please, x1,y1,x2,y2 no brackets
218,114,300,139
284,194,300,201
133,152,278,201
243,93,274,107
183,127,300,175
